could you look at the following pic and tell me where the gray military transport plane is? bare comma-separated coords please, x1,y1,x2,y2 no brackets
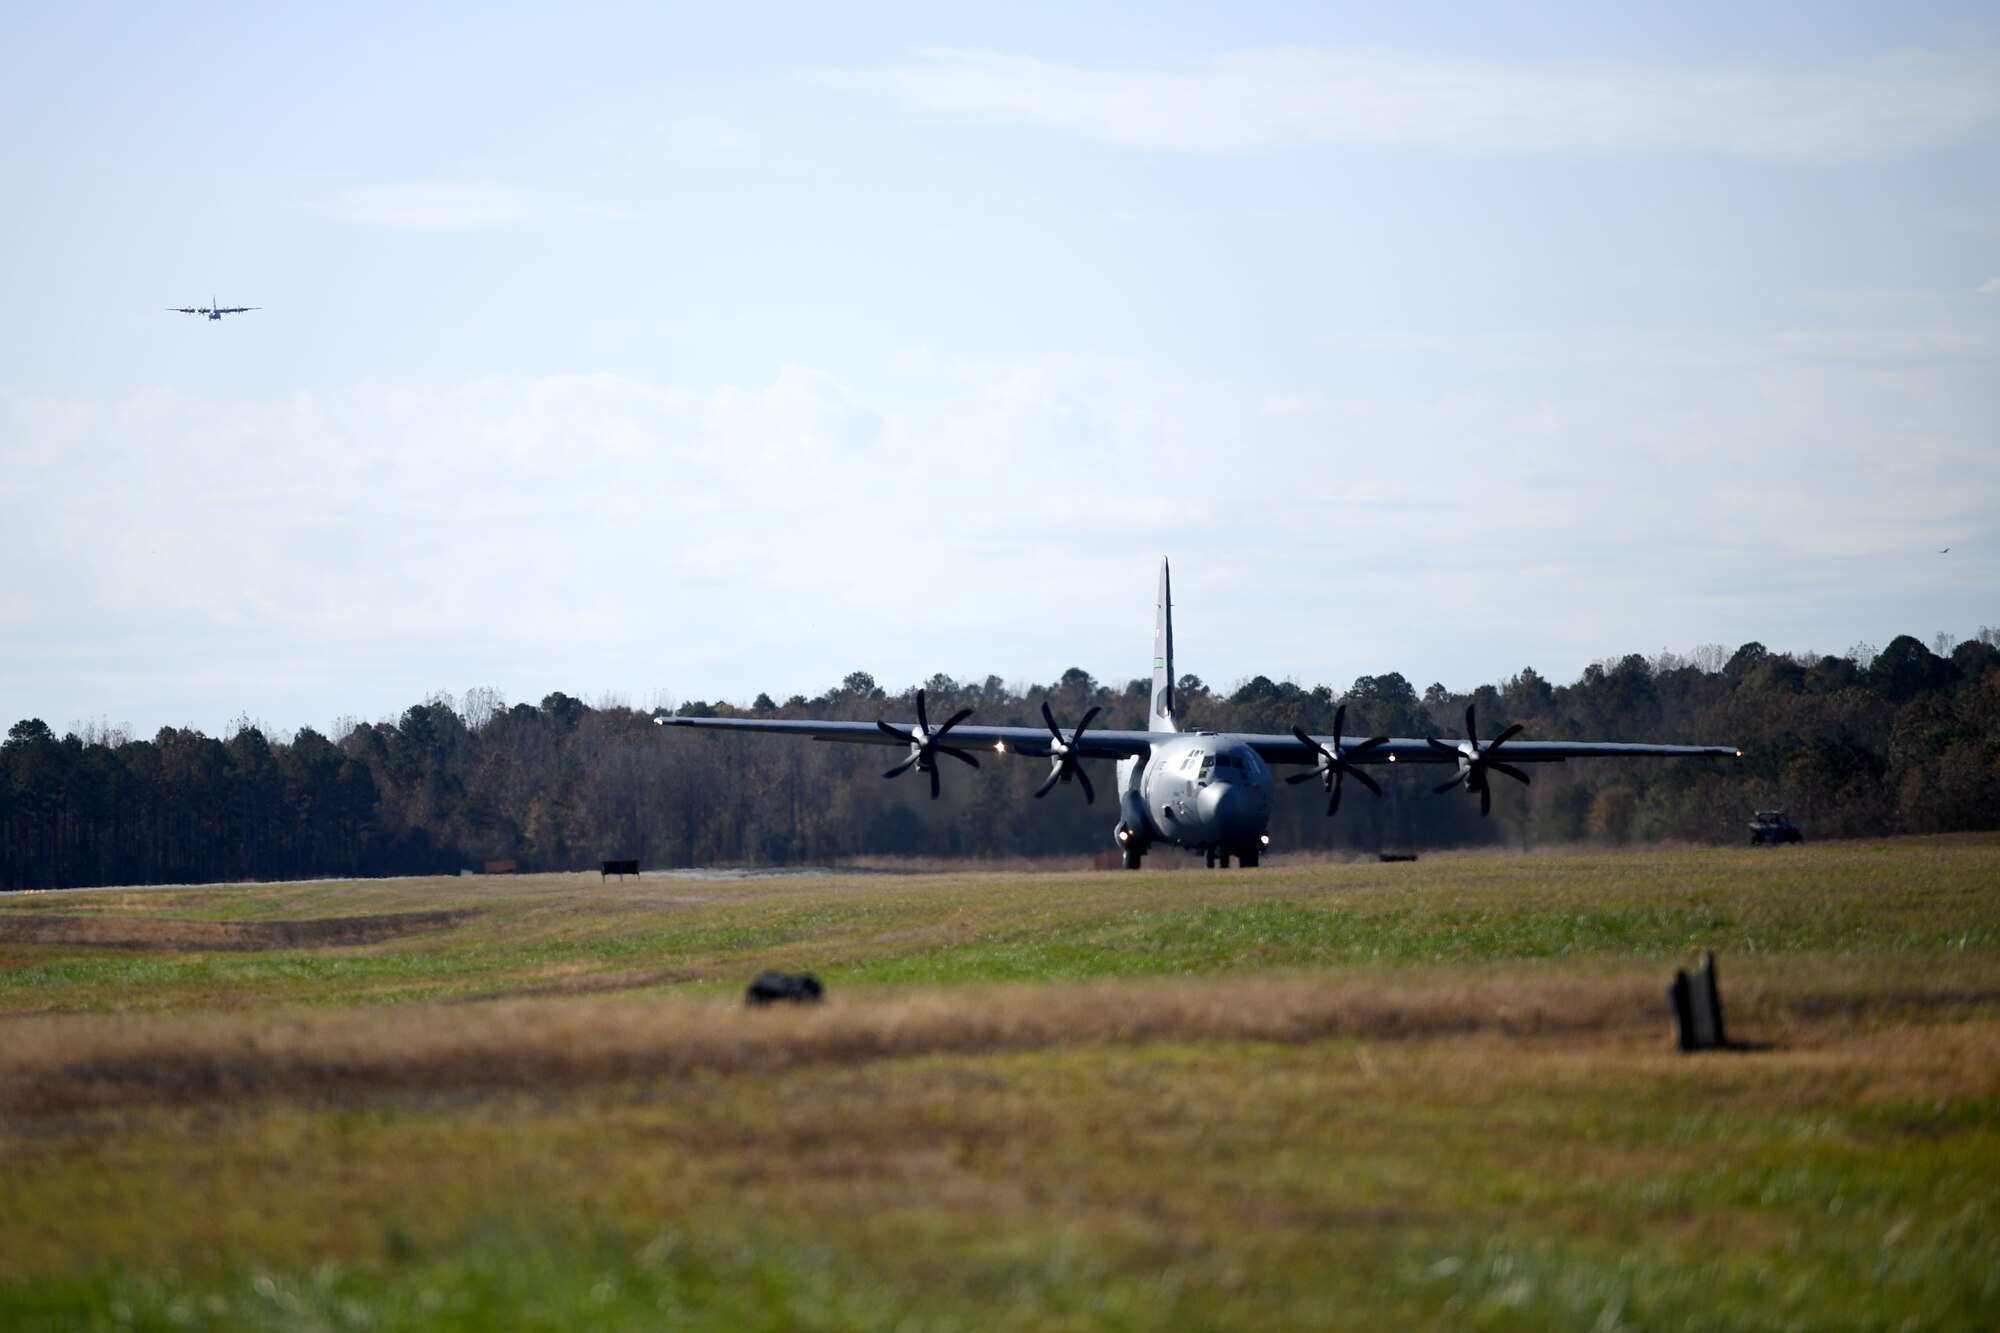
655,560,1740,869
172,296,260,321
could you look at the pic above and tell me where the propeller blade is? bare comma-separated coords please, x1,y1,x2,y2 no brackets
1490,761,1530,786
1433,776,1464,795
928,766,941,800
1465,704,1481,746
1489,723,1524,751
939,746,980,769
1479,783,1492,816
1292,720,1385,816
936,707,974,737
1285,770,1319,785
877,720,911,743
914,690,930,734
1031,703,1101,803
1426,737,1458,756
884,757,917,780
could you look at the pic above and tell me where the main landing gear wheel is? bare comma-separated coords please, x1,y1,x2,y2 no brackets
1122,846,1145,871
1240,848,1259,868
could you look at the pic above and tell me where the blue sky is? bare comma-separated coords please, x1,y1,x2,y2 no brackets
4,2,1996,737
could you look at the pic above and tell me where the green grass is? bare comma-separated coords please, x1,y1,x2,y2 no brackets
2,837,1998,1328
7,840,1995,1012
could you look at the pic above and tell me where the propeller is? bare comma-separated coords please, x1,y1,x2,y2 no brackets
1285,705,1389,816
1425,704,1529,816
877,689,978,800
1021,701,1102,804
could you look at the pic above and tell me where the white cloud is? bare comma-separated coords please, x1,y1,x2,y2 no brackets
295,182,630,230
816,46,2000,158
1981,277,2000,295
4,299,1997,732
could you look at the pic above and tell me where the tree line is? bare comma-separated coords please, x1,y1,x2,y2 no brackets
4,631,1997,890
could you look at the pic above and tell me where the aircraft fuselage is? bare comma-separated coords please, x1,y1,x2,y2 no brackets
1118,733,1276,863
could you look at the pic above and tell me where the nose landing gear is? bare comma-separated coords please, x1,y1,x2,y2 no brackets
1204,845,1263,870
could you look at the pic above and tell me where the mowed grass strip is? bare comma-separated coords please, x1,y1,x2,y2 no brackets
2,838,1996,1014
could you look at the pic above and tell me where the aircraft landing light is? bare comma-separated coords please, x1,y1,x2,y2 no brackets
995,740,1006,753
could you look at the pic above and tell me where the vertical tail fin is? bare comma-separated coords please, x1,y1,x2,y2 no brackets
1150,557,1177,732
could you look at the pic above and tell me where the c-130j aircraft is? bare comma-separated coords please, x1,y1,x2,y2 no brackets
656,560,1740,869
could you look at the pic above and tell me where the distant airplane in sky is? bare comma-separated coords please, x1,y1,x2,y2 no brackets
656,559,1741,869
171,296,259,321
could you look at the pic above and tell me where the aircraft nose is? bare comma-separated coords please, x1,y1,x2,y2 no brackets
1196,781,1263,841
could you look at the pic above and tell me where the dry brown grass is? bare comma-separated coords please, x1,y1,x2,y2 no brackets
7,968,1998,1121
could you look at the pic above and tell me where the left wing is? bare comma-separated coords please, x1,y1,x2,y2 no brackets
215,306,259,314
1243,733,1740,766
654,712,1160,760
1248,704,1736,816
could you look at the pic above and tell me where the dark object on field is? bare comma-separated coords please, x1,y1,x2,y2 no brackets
1669,952,1728,1051
746,971,824,1006
601,859,640,880
1749,810,1803,846
1379,853,1419,863
483,859,518,875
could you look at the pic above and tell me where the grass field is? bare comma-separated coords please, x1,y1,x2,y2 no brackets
2,839,1997,1330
